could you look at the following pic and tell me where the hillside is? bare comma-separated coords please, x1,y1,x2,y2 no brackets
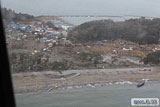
2,8,34,26
68,18,160,44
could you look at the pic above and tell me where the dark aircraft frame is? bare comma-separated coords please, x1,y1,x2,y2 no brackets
0,6,16,107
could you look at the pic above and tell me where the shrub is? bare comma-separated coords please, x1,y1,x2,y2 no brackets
143,51,160,65
49,60,73,71
78,51,102,67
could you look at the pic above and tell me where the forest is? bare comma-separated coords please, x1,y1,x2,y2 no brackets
68,17,160,45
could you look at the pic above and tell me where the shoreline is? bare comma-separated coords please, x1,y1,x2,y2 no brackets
12,67,160,94
15,81,160,95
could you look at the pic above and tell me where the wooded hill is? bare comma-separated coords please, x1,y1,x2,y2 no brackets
68,18,160,44
2,8,34,26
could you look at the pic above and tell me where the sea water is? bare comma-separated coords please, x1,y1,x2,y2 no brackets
15,82,160,107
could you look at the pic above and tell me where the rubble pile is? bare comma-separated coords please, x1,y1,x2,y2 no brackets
6,18,75,72
70,39,159,68
6,18,160,72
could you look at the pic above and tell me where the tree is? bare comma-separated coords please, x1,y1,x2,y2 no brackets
68,18,160,44
46,21,58,30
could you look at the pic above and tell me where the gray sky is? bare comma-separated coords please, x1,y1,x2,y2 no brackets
1,0,160,17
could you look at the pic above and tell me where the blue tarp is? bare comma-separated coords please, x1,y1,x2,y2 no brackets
19,26,26,30
46,38,54,42
47,33,54,36
97,43,103,46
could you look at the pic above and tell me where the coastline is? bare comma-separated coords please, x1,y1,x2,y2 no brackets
12,67,160,94
15,82,160,107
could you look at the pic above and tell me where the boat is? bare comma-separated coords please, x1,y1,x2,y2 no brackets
137,81,145,88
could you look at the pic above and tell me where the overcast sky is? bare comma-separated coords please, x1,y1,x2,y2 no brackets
1,0,160,17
